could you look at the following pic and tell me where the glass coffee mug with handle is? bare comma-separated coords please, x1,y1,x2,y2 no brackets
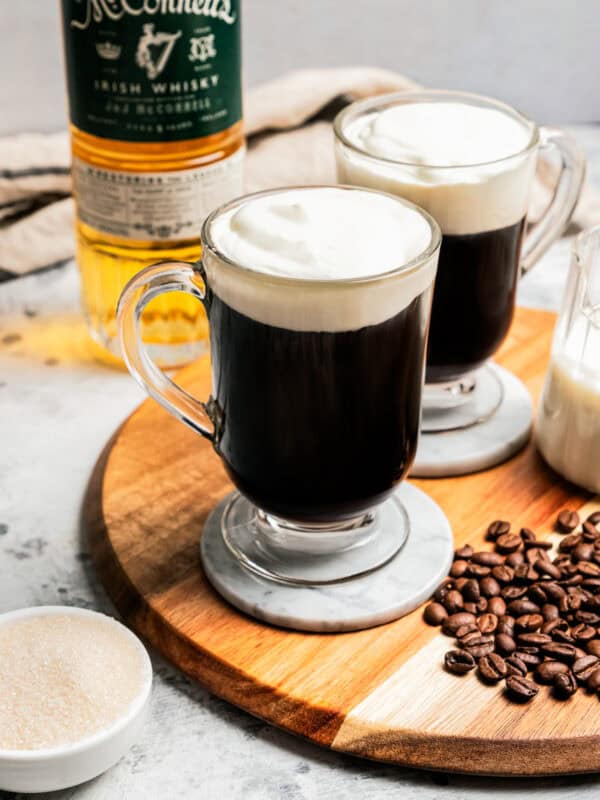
117,186,442,585
335,90,585,430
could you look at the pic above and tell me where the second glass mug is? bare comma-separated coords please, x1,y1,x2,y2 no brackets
334,90,586,429
117,186,441,584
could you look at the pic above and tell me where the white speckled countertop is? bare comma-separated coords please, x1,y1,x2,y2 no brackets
1,125,599,799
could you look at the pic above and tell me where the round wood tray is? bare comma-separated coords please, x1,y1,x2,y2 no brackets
86,307,600,777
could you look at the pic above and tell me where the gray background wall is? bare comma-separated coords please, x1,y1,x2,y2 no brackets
1,0,599,136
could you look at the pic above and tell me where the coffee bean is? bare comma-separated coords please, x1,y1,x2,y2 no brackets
574,646,588,660
587,640,600,657
479,576,501,598
487,520,510,541
535,660,570,684
582,521,600,539
557,510,580,533
578,561,600,577
465,563,491,579
582,578,600,592
506,551,525,568
464,642,495,659
542,603,560,621
544,583,567,602
450,560,469,578
576,610,600,626
514,563,539,582
520,527,536,543
560,593,582,614
535,560,562,580
559,533,583,552
459,631,492,648
471,551,504,567
587,511,600,526
554,670,578,698
487,596,507,617
523,538,553,551
542,642,578,663
463,602,479,615
477,613,498,634
507,599,540,616
553,629,576,645
572,623,597,643
434,579,453,602
541,619,562,635
492,565,514,584
574,543,595,563
502,585,528,600
444,650,476,675
517,632,552,647
562,573,584,587
478,653,507,683
515,613,544,632
455,623,479,639
462,579,481,602
573,655,600,683
516,649,542,668
454,544,474,559
443,590,465,614
506,675,539,702
442,612,477,635
423,602,448,626
529,585,549,605
587,668,600,692
496,533,523,554
495,633,517,655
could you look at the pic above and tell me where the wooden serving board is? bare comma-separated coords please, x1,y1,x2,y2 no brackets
86,307,600,777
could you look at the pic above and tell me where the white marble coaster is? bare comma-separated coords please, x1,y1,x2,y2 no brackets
200,483,454,633
411,365,533,478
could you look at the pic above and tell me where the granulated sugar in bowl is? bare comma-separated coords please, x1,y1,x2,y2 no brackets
0,606,152,793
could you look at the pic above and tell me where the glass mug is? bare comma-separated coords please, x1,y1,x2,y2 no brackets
117,186,441,584
335,90,586,429
537,226,600,493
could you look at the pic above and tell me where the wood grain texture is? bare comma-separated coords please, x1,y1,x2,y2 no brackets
86,307,600,776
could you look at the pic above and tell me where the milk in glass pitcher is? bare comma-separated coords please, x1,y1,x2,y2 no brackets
537,227,600,492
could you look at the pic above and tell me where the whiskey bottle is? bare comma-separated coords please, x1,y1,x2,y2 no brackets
60,0,244,366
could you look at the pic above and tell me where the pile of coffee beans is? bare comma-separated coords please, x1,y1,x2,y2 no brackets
424,509,600,703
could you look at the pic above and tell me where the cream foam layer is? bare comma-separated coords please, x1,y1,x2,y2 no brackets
338,101,537,235
206,187,438,332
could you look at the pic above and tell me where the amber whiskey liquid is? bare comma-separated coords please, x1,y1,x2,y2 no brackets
61,1,244,367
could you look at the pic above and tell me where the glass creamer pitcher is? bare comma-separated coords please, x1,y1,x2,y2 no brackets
537,227,600,492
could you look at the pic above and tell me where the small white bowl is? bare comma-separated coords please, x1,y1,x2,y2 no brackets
0,606,152,794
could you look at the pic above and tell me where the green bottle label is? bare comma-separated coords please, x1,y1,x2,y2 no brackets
61,1,242,142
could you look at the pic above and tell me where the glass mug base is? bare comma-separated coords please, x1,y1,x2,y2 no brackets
201,484,454,632
220,491,409,585
421,362,504,433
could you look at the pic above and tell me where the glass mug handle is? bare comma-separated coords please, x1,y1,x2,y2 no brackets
520,126,586,275
117,261,215,441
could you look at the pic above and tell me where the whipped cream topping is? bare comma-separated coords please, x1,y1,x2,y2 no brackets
210,187,432,280
205,187,438,332
338,99,537,235
352,102,532,166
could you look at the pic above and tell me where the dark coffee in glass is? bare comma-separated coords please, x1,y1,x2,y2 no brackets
426,218,526,381
208,289,430,521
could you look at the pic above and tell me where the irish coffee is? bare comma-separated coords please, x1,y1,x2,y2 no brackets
203,186,439,521
335,94,538,382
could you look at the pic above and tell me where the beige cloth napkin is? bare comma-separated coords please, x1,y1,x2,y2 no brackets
0,67,596,277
